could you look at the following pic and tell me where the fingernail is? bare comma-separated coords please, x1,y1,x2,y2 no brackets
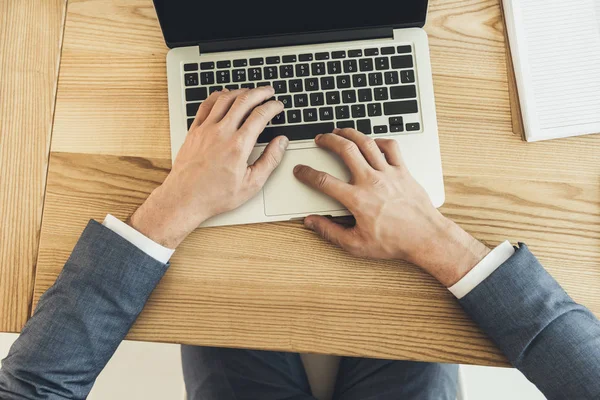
332,128,341,133
279,136,289,150
304,219,314,230
315,134,322,141
293,165,303,174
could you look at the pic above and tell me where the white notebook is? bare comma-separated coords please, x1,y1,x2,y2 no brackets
503,0,600,142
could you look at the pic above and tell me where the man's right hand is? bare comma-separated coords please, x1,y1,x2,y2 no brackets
293,128,490,287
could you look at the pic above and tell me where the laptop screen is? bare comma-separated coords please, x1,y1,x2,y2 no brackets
153,1,429,48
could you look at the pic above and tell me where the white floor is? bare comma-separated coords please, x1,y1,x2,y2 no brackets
0,333,545,399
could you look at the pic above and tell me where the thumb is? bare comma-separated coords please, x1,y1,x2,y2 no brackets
247,136,289,190
304,215,352,250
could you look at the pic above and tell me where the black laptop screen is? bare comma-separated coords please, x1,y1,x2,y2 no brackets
153,1,429,48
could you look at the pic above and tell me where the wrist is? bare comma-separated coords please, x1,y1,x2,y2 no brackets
414,215,491,287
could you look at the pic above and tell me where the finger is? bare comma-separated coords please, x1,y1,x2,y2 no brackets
245,136,289,191
222,86,276,127
293,164,351,203
239,100,285,145
304,215,354,250
206,88,249,123
314,133,371,177
375,139,404,167
333,128,388,170
191,90,224,129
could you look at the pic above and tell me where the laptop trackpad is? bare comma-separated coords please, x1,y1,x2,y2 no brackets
264,147,351,216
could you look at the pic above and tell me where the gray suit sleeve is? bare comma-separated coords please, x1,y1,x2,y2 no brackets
459,244,600,400
0,220,169,400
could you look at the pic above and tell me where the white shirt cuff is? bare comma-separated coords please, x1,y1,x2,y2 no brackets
102,214,175,264
448,240,515,299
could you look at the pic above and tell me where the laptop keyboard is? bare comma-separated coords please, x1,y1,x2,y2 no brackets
182,44,422,144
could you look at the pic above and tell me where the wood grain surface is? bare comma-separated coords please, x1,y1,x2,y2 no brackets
32,0,600,365
0,0,67,332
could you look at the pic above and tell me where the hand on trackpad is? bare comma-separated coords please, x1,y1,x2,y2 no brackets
264,148,351,216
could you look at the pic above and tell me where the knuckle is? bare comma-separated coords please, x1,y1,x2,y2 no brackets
342,142,359,156
316,172,330,189
237,93,252,105
363,138,379,151
253,105,269,119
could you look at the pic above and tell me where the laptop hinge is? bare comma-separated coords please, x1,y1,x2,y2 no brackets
197,27,395,55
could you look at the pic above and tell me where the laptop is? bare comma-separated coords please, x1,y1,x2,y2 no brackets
153,1,445,227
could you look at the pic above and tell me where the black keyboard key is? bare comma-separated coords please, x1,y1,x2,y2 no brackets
241,83,255,89
233,59,248,67
287,109,302,123
184,63,198,71
264,66,278,80
280,65,294,78
374,87,389,101
289,79,303,93
332,51,346,59
357,119,372,134
209,85,223,94
374,125,388,134
266,56,280,65
258,122,335,143
321,76,335,90
217,60,231,69
401,70,416,83
187,118,195,129
368,103,382,117
305,78,319,91
185,73,199,86
375,57,390,70
186,102,201,117
352,74,367,88
369,72,383,86
319,107,334,121
296,63,310,77
273,80,287,94
315,52,330,60
272,112,286,125
337,75,351,88
348,49,363,58
365,48,379,56
304,108,318,122
327,61,342,75
186,87,208,102
384,100,419,115
358,88,372,102
381,47,395,55
406,122,421,131
397,45,412,54
299,53,313,62
359,58,374,71
225,84,239,90
201,62,215,70
294,94,309,108
257,81,271,87
335,105,350,120
310,92,325,106
384,71,399,85
283,55,297,63
391,124,404,133
342,90,357,104
391,85,417,99
326,91,341,105
311,62,326,76
351,104,366,118
389,117,404,126
216,70,230,84
248,68,262,81
279,95,293,108
343,59,358,73
391,55,413,69
233,69,246,82
250,58,264,66
337,120,355,129
200,72,215,85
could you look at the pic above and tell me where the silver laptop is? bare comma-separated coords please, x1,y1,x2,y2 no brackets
153,1,445,227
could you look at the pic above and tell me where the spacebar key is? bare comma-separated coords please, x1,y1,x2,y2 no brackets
257,122,336,144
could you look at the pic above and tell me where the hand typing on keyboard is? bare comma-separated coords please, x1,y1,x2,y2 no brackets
129,87,287,248
293,129,491,287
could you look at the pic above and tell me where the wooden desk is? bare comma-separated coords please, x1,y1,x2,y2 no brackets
32,0,600,366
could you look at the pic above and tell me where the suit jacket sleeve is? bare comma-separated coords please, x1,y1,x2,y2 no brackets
459,244,600,400
0,220,169,400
